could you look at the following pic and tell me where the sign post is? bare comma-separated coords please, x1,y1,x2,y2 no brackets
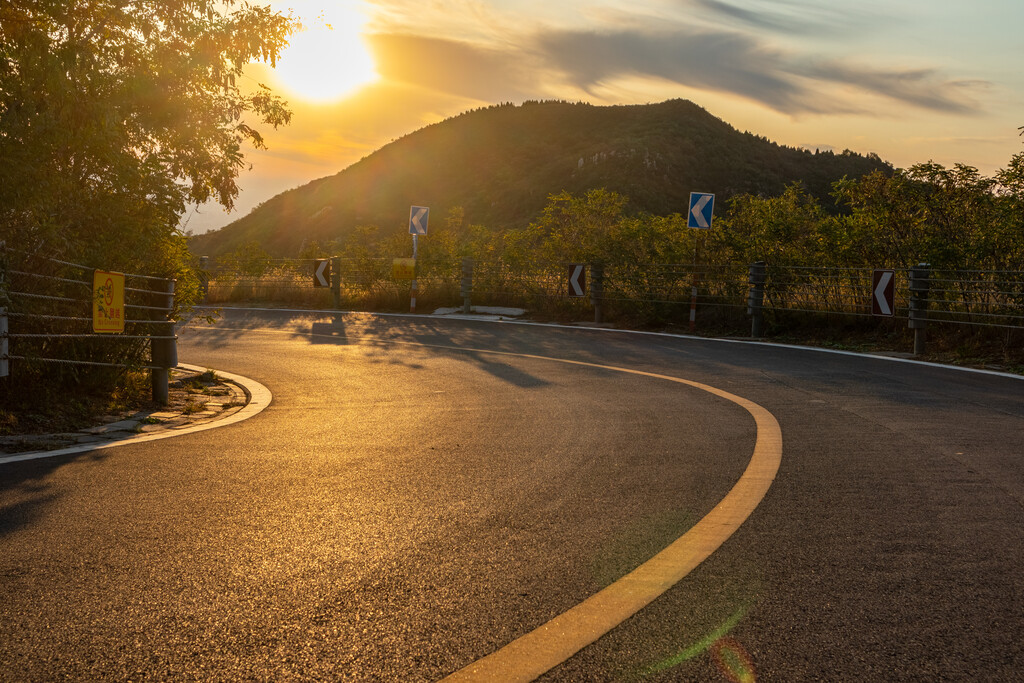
409,206,429,313
686,192,715,333
92,270,126,334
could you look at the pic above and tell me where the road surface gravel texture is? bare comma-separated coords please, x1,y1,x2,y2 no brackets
1,309,1022,681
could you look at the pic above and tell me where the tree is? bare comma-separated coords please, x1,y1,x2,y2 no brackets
712,184,832,266
0,0,296,274
0,1,297,405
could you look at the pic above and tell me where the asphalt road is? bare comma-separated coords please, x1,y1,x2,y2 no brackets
2,310,1022,681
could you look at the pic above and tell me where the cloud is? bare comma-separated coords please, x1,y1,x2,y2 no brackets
366,33,537,102
798,62,986,115
533,27,985,116
534,29,827,114
360,3,987,117
680,0,875,35
687,0,807,33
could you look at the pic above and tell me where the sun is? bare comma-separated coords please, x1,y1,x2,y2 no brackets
273,5,378,102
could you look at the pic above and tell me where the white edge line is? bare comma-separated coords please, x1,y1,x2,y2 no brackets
0,365,272,465
192,306,1024,382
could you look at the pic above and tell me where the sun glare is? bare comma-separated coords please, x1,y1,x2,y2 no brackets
274,7,377,103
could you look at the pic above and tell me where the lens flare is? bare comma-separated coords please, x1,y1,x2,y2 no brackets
642,604,758,681
711,637,757,683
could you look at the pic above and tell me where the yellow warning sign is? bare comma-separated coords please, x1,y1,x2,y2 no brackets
93,270,126,333
392,258,416,280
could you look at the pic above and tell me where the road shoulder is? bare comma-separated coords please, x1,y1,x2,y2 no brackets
0,364,271,465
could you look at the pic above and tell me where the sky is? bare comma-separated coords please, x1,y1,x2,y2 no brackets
181,0,1024,234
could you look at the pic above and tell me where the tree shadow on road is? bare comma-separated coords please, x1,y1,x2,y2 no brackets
307,317,554,389
0,450,110,540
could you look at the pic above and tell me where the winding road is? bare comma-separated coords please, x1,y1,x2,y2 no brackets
2,309,1022,681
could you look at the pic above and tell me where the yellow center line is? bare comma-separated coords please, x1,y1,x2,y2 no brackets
187,325,783,680
424,351,783,682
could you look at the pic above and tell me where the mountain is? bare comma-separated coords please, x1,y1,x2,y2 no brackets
190,99,891,257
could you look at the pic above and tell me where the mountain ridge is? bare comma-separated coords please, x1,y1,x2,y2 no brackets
190,99,891,257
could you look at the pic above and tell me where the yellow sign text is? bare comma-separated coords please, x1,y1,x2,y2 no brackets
392,258,416,280
93,270,126,333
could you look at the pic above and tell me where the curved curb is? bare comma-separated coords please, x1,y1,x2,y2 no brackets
0,365,272,466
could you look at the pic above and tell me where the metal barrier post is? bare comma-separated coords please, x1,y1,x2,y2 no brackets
0,244,7,378
748,261,767,337
0,308,8,378
198,256,209,302
908,263,931,356
591,263,604,324
331,256,341,310
461,258,473,314
150,278,177,404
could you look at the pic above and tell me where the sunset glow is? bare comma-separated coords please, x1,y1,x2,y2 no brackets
272,4,377,102
187,0,1024,235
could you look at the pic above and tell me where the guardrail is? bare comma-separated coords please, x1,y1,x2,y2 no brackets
196,254,1024,355
0,243,177,403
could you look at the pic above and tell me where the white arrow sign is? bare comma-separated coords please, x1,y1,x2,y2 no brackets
568,264,586,297
688,192,715,229
313,259,330,288
409,206,429,235
872,269,894,316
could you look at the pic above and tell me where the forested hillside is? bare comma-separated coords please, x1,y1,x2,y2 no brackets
190,99,891,257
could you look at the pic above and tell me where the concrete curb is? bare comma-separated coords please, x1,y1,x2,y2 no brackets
0,364,272,466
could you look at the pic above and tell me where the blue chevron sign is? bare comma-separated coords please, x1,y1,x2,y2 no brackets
687,192,715,230
409,206,429,235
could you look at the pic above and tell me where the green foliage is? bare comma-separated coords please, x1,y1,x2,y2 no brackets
219,241,274,278
297,240,329,260
0,1,296,405
1,0,295,272
710,184,832,266
299,148,1021,279
502,189,694,268
832,158,1024,270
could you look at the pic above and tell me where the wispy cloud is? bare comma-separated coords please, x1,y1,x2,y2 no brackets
687,0,809,33
534,27,985,116
680,0,874,35
362,1,986,118
533,29,823,113
798,62,986,115
366,33,536,102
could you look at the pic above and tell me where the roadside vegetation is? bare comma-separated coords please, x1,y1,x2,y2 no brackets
0,1,296,425
210,147,1024,282
203,150,1024,369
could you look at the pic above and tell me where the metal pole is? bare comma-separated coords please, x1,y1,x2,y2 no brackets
591,263,604,324
411,235,418,314
689,234,706,333
908,263,931,356
461,258,473,314
748,261,766,337
150,278,177,405
331,256,341,310
198,256,209,302
0,246,7,378
0,308,8,379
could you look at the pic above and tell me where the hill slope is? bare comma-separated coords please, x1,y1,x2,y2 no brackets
191,99,891,257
